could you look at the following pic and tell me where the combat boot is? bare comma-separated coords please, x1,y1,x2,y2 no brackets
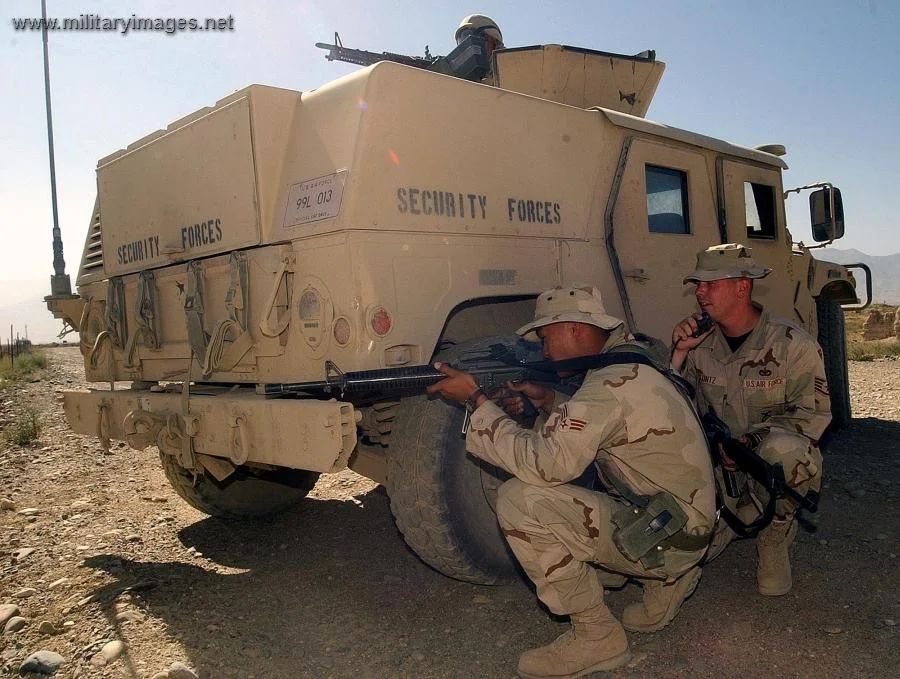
757,517,797,596
517,604,630,679
621,566,701,633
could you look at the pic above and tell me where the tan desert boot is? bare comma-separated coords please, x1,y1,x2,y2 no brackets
621,566,701,633
757,517,797,596
517,604,630,679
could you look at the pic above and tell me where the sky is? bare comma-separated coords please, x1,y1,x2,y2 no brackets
2,0,898,342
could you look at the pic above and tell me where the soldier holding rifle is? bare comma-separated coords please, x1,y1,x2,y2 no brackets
671,243,831,596
428,284,715,679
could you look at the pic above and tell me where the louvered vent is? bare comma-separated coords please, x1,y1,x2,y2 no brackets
76,198,105,286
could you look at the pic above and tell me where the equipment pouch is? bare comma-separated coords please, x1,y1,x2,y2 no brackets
612,493,688,564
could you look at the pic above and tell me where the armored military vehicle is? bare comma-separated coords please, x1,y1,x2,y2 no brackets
46,42,866,585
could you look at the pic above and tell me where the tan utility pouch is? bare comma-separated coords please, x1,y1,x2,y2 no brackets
612,493,688,565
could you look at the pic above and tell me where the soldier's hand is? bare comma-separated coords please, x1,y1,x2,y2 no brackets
671,313,714,369
426,362,482,406
497,380,555,415
717,442,738,471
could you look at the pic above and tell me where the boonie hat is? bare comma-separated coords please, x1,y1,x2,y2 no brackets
517,284,623,341
682,243,772,284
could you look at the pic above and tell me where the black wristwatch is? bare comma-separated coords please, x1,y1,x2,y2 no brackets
464,388,486,414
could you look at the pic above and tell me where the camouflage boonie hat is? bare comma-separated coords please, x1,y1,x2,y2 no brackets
682,243,772,284
517,284,624,341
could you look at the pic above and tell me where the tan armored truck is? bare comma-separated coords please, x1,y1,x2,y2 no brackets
46,44,867,585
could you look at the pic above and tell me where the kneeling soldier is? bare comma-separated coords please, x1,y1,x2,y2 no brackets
429,284,715,679
671,244,830,596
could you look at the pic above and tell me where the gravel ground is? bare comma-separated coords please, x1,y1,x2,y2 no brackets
1,347,898,679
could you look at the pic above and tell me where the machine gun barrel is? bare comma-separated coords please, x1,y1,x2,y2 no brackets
315,32,437,70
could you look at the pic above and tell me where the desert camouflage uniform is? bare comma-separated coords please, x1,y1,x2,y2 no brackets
465,326,716,617
682,306,831,522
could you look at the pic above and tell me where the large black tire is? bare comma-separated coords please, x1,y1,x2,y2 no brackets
385,338,519,585
816,297,852,429
160,453,320,519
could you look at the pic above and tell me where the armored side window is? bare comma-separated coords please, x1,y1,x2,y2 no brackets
744,182,777,239
645,165,690,234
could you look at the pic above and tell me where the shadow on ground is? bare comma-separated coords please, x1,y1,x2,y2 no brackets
84,417,899,679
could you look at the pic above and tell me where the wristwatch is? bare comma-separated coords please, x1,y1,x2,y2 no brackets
464,388,486,414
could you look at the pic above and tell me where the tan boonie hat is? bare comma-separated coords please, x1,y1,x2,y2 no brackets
517,284,624,341
682,243,772,284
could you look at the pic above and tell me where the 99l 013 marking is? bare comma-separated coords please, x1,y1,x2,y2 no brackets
283,170,347,227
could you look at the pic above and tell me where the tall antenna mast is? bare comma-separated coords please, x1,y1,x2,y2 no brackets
42,0,71,297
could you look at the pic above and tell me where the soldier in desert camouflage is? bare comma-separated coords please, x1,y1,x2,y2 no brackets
671,243,831,596
428,284,715,679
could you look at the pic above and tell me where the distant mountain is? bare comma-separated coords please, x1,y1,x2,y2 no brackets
813,248,900,305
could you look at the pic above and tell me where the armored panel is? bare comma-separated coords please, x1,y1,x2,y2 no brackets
494,44,665,116
97,95,262,276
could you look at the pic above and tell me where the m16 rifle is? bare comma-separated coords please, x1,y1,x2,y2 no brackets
702,409,819,536
316,31,491,82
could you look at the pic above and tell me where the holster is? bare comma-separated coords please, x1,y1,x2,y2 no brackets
612,493,689,569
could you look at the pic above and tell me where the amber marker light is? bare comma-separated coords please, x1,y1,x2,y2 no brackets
333,317,352,346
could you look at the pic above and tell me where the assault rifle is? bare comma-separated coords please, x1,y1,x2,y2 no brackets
315,32,438,70
702,409,819,536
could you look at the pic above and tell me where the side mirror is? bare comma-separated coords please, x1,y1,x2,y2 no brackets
809,187,844,242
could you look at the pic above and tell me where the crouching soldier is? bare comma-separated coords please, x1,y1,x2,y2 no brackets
429,284,716,679
671,243,830,596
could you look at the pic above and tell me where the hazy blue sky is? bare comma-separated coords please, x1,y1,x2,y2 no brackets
2,0,898,341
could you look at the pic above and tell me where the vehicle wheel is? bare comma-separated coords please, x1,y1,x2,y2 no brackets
385,338,519,585
160,453,320,519
816,297,851,429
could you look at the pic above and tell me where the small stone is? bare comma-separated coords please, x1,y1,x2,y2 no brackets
472,594,490,604
884,619,896,627
115,610,143,623
151,673,169,679
4,616,27,634
627,651,649,668
824,626,843,635
19,650,66,674
169,661,199,679
98,640,126,663
0,604,20,627
12,547,36,562
125,534,142,542
849,488,866,499
876,533,889,540
48,578,70,590
17,508,40,516
819,539,828,546
38,621,60,635
62,620,75,628
0,498,15,510
13,588,37,599
70,499,90,508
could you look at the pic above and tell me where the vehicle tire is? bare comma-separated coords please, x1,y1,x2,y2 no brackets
385,338,519,585
816,297,852,429
160,453,320,519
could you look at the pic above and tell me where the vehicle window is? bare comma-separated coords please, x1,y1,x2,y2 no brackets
744,181,777,239
646,165,690,234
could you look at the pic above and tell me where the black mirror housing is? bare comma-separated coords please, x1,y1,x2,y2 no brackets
810,187,844,242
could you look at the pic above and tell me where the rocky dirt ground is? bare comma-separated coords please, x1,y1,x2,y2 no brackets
1,347,898,679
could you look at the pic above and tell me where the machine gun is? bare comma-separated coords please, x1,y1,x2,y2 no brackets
315,31,491,82
315,32,438,70
702,409,819,536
